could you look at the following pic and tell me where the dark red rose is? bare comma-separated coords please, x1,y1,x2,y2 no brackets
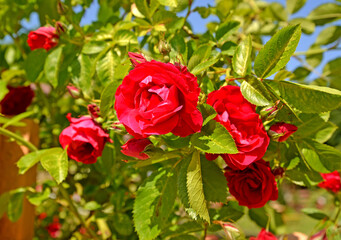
206,86,269,170
224,159,278,208
46,220,61,238
318,171,341,193
268,122,297,142
0,85,34,116
250,229,277,240
114,53,203,138
121,138,152,160
27,27,59,51
59,113,111,164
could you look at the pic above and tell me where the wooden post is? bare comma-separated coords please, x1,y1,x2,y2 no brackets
0,119,39,240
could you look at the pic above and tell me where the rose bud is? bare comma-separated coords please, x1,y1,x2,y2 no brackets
207,85,269,170
27,27,59,51
87,104,100,119
121,138,152,160
38,212,47,220
0,85,34,116
115,53,203,138
57,1,68,15
205,153,218,161
55,21,66,35
59,113,112,164
268,122,298,142
250,228,277,240
66,84,81,99
224,159,278,208
260,104,279,122
272,166,285,179
318,171,341,193
128,52,147,67
310,229,327,240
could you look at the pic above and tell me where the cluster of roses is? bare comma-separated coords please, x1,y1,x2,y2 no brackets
2,26,340,212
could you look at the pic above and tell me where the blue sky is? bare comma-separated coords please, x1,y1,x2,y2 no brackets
6,0,341,80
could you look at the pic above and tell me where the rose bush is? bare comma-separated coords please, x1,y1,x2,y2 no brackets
27,27,59,51
224,159,278,208
0,85,34,115
114,53,203,138
59,113,111,164
206,85,269,170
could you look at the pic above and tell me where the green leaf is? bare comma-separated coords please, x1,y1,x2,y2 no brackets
74,54,92,93
40,147,68,184
114,30,138,46
0,192,10,218
306,45,323,68
187,151,210,222
233,35,252,77
178,156,191,209
188,44,212,71
290,18,315,34
287,0,307,14
249,208,269,229
133,167,177,240
191,121,238,154
191,57,219,75
201,157,227,203
27,188,51,206
100,82,119,118
162,133,190,149
135,0,150,19
300,139,341,173
157,0,178,7
199,104,217,126
254,24,301,78
294,113,337,143
24,49,47,82
316,26,341,45
84,201,102,210
270,3,288,21
170,35,186,54
211,201,244,222
113,213,133,236
240,81,272,106
162,221,202,239
82,41,108,55
97,50,119,86
2,111,34,129
17,149,48,175
308,3,341,25
216,21,240,46
221,41,237,56
44,47,63,88
301,208,329,220
264,80,341,113
0,80,8,100
7,188,25,222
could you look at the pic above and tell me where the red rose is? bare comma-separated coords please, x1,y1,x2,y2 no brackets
46,220,61,238
27,27,59,51
224,159,278,208
59,113,111,164
114,53,203,138
0,85,34,115
121,138,152,160
318,171,341,193
268,122,297,142
250,229,277,240
206,86,269,170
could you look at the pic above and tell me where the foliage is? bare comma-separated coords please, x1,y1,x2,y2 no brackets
0,0,341,239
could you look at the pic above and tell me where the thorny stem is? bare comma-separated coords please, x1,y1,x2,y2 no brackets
333,203,341,224
202,222,208,240
0,127,38,152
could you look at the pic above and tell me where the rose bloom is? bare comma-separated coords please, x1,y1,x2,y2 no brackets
206,86,269,170
0,85,34,115
114,53,203,138
268,122,297,142
59,113,111,164
46,221,62,238
224,159,278,208
121,138,152,160
27,27,59,51
318,171,341,193
250,229,277,240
